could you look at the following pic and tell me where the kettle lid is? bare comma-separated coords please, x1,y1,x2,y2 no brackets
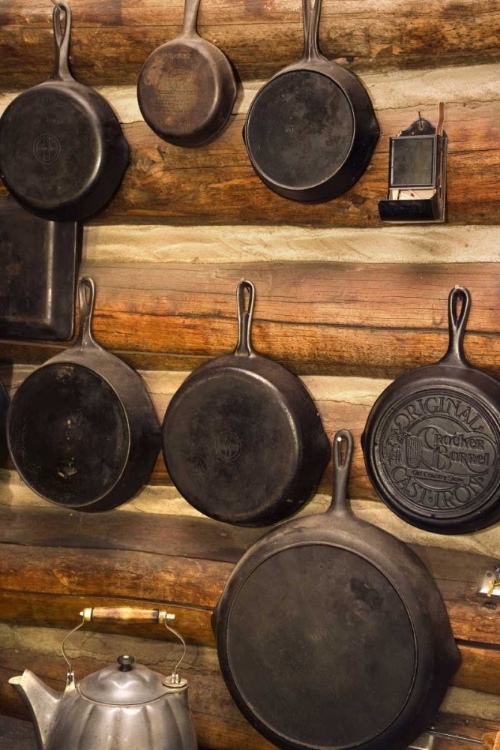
79,655,186,705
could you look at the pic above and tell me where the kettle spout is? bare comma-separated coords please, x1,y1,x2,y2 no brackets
9,670,62,750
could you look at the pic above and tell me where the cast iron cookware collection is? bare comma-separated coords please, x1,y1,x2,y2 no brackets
0,2,495,750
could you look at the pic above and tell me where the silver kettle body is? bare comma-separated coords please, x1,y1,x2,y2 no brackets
10,607,198,750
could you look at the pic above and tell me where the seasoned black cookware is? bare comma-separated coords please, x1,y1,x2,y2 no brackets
7,278,160,512
0,197,81,340
137,0,237,147
0,3,129,222
363,286,500,534
213,430,460,750
243,0,379,202
162,280,329,526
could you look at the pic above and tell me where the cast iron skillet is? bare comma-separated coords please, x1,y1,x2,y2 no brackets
213,430,460,750
0,2,129,222
362,286,500,534
7,277,160,512
137,0,237,147
243,0,379,202
162,280,330,526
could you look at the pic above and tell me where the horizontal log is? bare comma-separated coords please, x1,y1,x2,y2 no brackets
0,505,498,646
2,260,500,377
0,81,499,225
0,587,499,695
0,716,36,750
80,222,500,266
0,0,499,87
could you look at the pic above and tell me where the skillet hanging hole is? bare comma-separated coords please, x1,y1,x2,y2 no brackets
234,280,255,357
51,1,73,82
442,285,471,366
77,277,97,348
329,429,353,515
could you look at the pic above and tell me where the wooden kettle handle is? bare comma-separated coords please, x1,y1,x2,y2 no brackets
81,607,175,624
483,733,500,750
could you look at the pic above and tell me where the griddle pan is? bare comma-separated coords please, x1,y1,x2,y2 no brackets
0,197,80,340
213,430,460,750
243,0,379,202
362,286,500,534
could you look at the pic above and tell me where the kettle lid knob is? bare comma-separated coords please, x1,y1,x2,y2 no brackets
117,655,135,672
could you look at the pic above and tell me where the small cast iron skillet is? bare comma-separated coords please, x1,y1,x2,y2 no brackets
162,280,330,526
362,286,500,534
7,278,160,512
0,2,129,222
243,0,379,202
213,430,460,750
137,0,237,147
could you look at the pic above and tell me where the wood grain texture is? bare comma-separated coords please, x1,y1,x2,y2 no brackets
2,261,500,377
0,0,499,87
0,83,500,226
0,505,498,649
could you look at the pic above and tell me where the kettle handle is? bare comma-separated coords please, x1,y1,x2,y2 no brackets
81,607,176,625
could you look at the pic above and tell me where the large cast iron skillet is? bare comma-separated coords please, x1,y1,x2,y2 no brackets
0,2,129,222
243,0,379,202
213,430,460,750
8,278,160,512
162,280,330,526
363,286,500,534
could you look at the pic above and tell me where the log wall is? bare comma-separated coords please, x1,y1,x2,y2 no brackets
1,1,500,747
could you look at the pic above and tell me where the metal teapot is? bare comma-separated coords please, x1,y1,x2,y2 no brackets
9,606,198,750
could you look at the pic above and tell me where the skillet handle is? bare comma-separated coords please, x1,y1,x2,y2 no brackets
440,286,471,366
76,277,99,350
328,429,353,516
52,2,74,82
234,280,256,357
302,0,322,61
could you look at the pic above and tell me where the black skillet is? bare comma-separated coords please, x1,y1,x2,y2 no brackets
243,0,379,202
362,286,500,534
213,430,460,750
7,277,160,512
0,2,129,222
162,280,330,526
137,0,237,147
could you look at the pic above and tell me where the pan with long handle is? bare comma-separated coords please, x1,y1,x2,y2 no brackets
7,277,160,512
0,2,129,222
213,430,460,750
243,0,379,202
162,280,330,526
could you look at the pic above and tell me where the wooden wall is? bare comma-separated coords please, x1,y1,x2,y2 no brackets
1,1,500,747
